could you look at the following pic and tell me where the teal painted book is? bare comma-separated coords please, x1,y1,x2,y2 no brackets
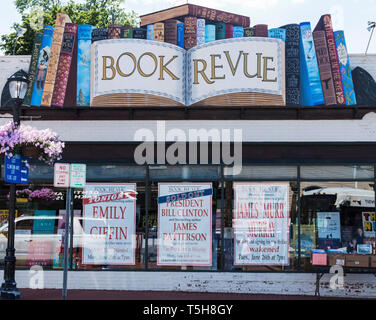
268,28,286,42
205,25,216,42
30,26,54,106
334,30,357,105
215,22,226,40
77,25,93,107
299,22,324,106
24,32,43,106
233,26,244,38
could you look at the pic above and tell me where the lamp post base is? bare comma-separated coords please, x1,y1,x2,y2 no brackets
0,282,20,300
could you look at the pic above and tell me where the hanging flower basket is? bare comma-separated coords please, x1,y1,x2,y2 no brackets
0,121,64,164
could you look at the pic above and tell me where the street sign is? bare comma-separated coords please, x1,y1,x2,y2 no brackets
54,163,70,188
70,164,86,188
4,154,29,185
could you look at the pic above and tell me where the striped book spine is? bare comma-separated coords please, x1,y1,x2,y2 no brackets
76,25,92,107
233,26,244,38
334,30,357,105
197,19,205,45
91,28,108,42
205,25,216,42
30,26,54,106
244,27,255,37
51,23,78,107
133,28,147,39
24,32,43,106
215,22,226,40
225,24,233,39
147,25,154,40
177,23,184,48
268,28,286,42
40,13,71,107
300,22,324,106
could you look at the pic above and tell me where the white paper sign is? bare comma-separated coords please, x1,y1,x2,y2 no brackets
70,163,86,188
233,183,289,266
82,183,136,265
157,183,212,266
54,163,70,188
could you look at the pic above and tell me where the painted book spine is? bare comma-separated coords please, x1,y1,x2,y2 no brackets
91,28,108,42
51,23,77,107
108,24,122,39
154,22,165,42
76,25,92,107
133,28,147,39
64,27,78,107
177,23,184,48
225,24,233,39
121,26,133,38
255,24,268,37
233,26,244,38
320,14,346,105
313,30,336,105
300,22,324,106
334,30,357,105
244,27,255,37
268,28,286,42
197,19,205,45
24,32,43,106
164,20,178,45
147,24,154,40
30,26,54,106
184,16,197,50
215,22,226,40
205,25,216,42
40,13,71,107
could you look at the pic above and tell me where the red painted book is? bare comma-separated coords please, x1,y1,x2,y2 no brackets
184,16,197,50
313,30,337,105
51,23,77,107
164,20,179,45
225,24,233,39
64,26,78,107
255,24,268,37
314,14,345,105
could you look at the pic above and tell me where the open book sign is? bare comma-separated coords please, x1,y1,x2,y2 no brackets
91,38,285,106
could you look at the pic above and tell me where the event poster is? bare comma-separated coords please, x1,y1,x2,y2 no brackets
233,184,290,266
317,212,341,249
157,183,212,266
292,224,316,257
362,212,376,238
82,183,137,265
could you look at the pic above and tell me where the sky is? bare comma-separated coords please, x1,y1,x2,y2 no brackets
0,0,376,54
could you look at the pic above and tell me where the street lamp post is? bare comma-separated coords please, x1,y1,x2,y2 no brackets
0,72,28,300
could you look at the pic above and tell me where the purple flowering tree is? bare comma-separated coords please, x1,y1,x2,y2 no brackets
0,121,65,165
28,188,57,202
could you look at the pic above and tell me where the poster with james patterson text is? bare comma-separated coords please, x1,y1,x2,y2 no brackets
82,183,136,265
234,184,289,266
157,183,212,266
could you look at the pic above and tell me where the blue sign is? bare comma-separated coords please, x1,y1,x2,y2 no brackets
157,188,212,204
4,154,29,184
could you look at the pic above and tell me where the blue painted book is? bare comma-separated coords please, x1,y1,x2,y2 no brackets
77,25,93,107
147,24,154,40
205,25,216,42
334,30,357,105
30,26,54,106
177,23,184,48
233,26,244,38
268,28,286,42
299,22,324,106
197,18,205,45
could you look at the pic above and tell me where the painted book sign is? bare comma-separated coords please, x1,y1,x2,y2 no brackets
91,38,285,106
82,183,137,265
233,184,289,266
362,212,376,238
157,183,212,266
317,212,341,249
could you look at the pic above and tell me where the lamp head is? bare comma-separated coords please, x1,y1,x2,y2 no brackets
7,70,29,101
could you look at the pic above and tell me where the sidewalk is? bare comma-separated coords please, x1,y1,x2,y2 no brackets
19,289,356,300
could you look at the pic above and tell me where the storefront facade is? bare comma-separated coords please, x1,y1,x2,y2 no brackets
0,56,376,298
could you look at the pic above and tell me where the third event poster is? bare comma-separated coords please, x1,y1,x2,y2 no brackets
157,183,212,266
234,184,290,266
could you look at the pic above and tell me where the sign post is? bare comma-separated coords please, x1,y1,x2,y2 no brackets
54,163,86,300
